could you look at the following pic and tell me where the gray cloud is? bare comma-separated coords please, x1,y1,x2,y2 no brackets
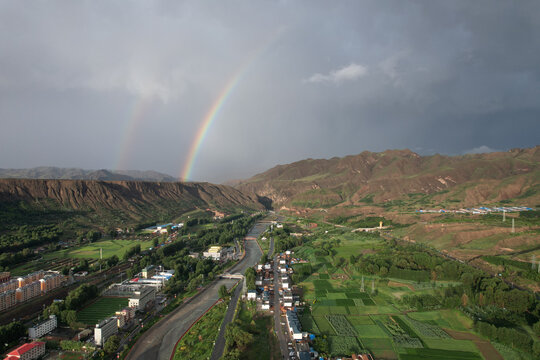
1,1,539,183
306,63,368,84
463,146,500,155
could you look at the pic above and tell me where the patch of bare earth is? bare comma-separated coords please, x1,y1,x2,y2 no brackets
387,281,415,291
444,329,503,360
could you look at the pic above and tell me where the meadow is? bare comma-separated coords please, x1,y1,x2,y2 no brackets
77,297,129,325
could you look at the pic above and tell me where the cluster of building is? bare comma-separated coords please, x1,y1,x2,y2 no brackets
276,252,319,360
94,284,157,346
145,223,184,234
128,265,174,291
2,341,45,360
416,206,534,214
202,245,238,262
93,264,174,346
250,262,274,310
0,271,65,311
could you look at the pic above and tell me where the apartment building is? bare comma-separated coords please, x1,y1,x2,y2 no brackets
28,315,57,339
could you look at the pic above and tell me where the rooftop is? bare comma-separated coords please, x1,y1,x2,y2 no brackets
7,341,45,356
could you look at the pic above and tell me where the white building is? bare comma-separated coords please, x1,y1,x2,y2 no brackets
128,286,156,311
286,310,303,340
202,246,224,260
247,290,257,300
94,317,118,346
28,315,57,339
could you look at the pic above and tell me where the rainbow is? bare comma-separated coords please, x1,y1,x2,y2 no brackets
180,29,283,182
180,75,241,182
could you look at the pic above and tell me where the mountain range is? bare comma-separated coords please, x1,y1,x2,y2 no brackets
236,146,540,210
0,179,265,224
0,167,177,182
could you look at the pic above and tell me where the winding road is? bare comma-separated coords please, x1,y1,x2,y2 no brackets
126,223,265,360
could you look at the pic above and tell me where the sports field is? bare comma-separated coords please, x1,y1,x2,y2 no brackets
77,297,129,325
44,239,154,260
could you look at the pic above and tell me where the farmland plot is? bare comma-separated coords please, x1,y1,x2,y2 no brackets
325,314,357,336
329,336,362,356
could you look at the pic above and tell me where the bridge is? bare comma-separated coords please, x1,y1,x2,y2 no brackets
220,273,244,280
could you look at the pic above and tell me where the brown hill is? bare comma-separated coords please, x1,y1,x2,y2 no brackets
237,146,540,210
0,167,177,182
0,179,265,222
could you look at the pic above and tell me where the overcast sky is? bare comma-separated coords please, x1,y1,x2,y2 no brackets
1,1,539,182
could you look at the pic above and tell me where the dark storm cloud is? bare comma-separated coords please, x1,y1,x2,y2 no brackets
1,1,539,182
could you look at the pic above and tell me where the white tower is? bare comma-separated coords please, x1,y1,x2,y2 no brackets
512,218,515,233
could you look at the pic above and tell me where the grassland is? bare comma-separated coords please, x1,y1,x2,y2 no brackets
292,224,494,359
77,297,129,325
44,239,154,260
173,301,227,360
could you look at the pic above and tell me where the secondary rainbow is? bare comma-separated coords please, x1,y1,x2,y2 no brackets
115,97,154,171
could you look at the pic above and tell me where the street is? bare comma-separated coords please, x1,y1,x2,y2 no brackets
273,254,289,358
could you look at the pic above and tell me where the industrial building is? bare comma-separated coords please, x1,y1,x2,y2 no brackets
94,317,118,346
28,315,57,339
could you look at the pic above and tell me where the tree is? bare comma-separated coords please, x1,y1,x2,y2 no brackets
534,341,540,357
461,293,469,307
245,268,256,290
219,285,229,300
533,320,540,336
153,238,159,247
104,335,120,354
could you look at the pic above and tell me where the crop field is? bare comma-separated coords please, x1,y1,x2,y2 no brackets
328,336,362,356
293,224,490,359
326,314,357,336
44,239,154,260
77,297,129,325
399,347,482,360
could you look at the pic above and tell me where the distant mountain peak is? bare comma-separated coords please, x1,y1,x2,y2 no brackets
236,146,540,209
0,167,178,182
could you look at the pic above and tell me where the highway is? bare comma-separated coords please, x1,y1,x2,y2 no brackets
126,223,264,360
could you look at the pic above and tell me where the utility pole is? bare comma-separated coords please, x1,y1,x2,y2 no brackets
371,279,375,294
361,276,365,292
503,210,506,222
511,218,515,233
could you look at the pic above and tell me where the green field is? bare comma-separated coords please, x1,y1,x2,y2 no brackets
173,301,227,360
77,297,129,325
290,224,490,359
44,239,154,260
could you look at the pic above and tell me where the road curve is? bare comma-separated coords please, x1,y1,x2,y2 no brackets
126,235,262,360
